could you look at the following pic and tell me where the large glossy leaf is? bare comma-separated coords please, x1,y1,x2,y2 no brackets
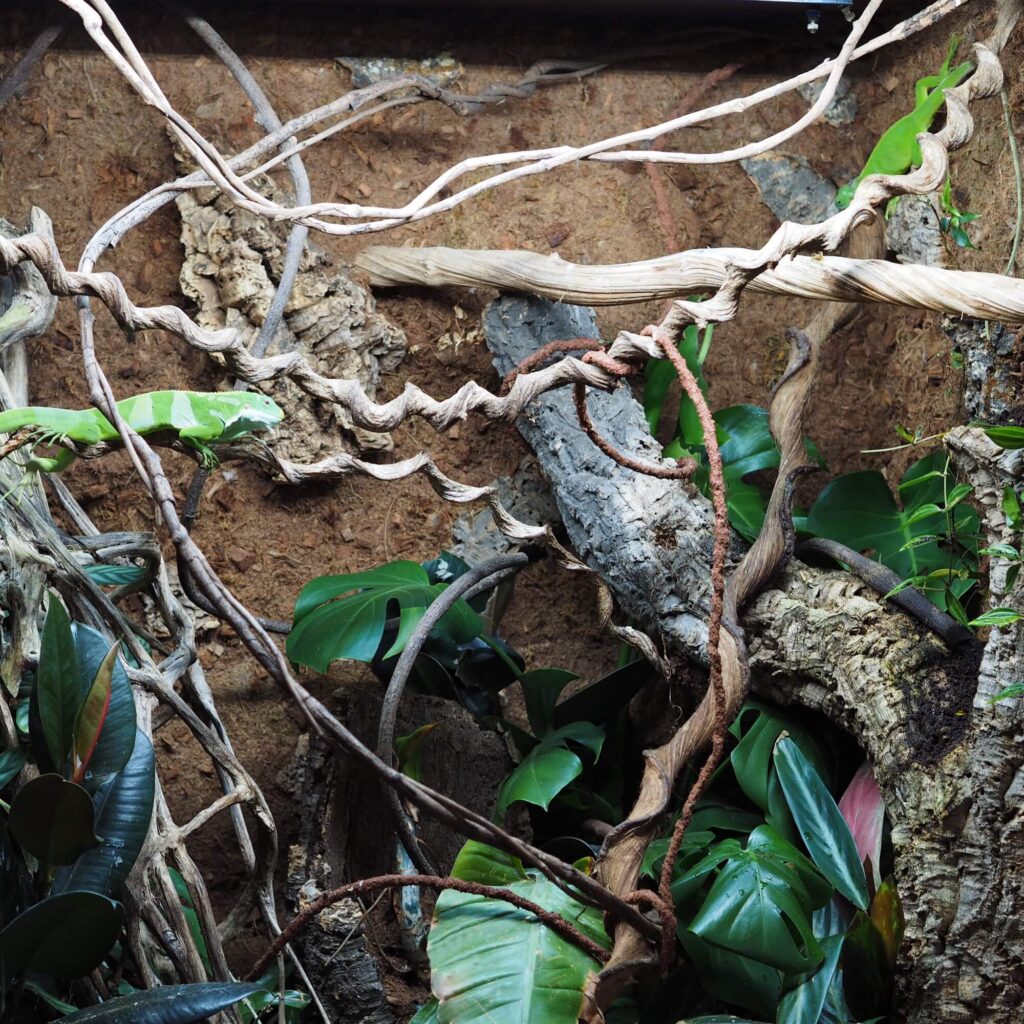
54,730,155,897
288,561,483,671
0,890,122,979
837,762,885,890
496,722,605,815
806,453,979,605
680,931,782,1018
71,642,116,784
71,624,136,789
0,745,26,789
777,933,844,1024
553,660,652,728
643,321,710,438
520,668,577,736
449,841,527,886
687,826,831,975
774,737,868,910
840,911,889,1020
8,774,99,865
33,595,80,772
57,982,265,1023
428,866,609,1023
410,998,440,1024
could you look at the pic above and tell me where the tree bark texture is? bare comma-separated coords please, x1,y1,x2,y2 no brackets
483,295,1023,1024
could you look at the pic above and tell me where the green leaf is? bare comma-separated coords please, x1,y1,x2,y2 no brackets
552,660,653,728
776,933,844,1024
497,745,582,815
54,730,155,898
71,624,137,790
33,595,80,772
840,911,890,1020
945,483,973,509
773,737,869,910
428,868,610,1024
410,999,440,1024
868,876,905,971
0,746,26,789
83,564,148,586
395,722,439,782
807,453,979,602
287,561,483,671
983,425,1024,449
520,668,578,736
237,968,311,1024
449,841,527,886
56,982,265,1023
680,931,782,1018
1003,485,1022,529
8,774,99,865
687,826,831,975
166,866,212,976
967,607,1021,628
978,543,1020,560
0,890,122,980
71,642,117,784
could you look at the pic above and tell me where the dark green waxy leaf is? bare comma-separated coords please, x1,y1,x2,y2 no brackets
54,730,155,897
521,668,577,736
496,722,605,815
644,321,710,438
72,642,117,784
8,774,99,865
679,1018,769,1023
56,982,264,1023
1003,486,1022,529
806,453,979,607
774,737,869,910
429,862,609,1024
71,624,136,789
288,561,483,671
0,745,26,789
33,595,80,771
0,890,122,979
642,830,715,880
553,659,652,728
777,933,844,1024
166,865,212,975
840,911,890,1020
680,931,782,1018
687,826,831,975
83,563,148,586
689,800,763,837
395,722,438,782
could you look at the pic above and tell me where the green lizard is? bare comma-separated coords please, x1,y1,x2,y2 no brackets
835,36,974,211
0,390,284,474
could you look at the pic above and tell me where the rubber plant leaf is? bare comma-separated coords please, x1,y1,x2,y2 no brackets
8,774,99,865
71,642,117,784
56,982,265,1023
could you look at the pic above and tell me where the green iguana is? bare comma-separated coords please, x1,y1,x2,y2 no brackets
0,390,284,474
834,37,974,211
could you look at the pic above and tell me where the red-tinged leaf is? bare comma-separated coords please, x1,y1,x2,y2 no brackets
838,761,885,890
71,644,117,785
869,876,905,970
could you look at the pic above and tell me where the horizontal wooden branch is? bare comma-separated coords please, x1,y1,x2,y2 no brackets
357,244,1024,323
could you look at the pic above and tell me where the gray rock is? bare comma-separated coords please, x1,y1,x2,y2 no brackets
740,152,838,224
798,78,858,126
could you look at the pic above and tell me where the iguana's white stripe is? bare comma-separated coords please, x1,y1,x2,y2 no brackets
171,390,193,426
132,392,154,428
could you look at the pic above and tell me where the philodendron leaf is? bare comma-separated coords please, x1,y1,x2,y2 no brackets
449,841,527,886
520,668,578,737
776,933,844,1024
8,774,99,865
428,856,610,1024
687,826,831,975
0,889,122,980
71,642,117,784
287,561,483,671
774,737,869,910
33,594,80,772
496,722,605,816
806,453,979,608
410,998,440,1024
71,624,137,790
56,982,265,1023
54,730,155,898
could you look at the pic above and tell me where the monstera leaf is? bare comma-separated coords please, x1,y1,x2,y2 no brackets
287,561,483,672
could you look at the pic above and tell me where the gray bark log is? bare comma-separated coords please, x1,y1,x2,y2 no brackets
484,295,1023,1024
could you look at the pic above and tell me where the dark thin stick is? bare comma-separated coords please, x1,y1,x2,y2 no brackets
247,872,609,981
0,23,64,111
797,537,976,649
378,553,530,875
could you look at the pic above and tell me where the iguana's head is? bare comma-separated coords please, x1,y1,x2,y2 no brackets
218,391,285,439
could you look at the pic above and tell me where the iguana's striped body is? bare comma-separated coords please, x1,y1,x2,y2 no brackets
0,390,284,473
